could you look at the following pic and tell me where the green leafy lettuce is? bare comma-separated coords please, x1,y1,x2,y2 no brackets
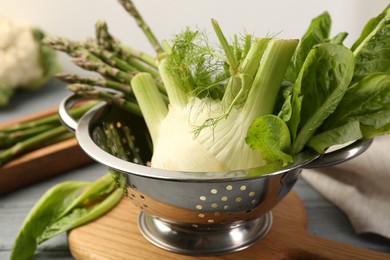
351,5,390,83
247,4,390,163
288,43,355,154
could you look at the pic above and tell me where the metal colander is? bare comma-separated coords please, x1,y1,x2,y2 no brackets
59,96,372,255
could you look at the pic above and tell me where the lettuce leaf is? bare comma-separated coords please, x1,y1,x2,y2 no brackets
248,5,390,163
288,43,355,155
351,4,390,83
11,173,122,260
320,73,390,136
246,114,293,166
308,121,362,153
285,12,331,83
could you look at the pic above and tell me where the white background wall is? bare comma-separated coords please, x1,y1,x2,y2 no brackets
1,0,389,74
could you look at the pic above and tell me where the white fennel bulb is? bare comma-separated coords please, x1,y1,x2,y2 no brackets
132,22,298,172
151,98,264,172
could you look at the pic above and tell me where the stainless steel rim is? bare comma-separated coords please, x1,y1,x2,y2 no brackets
75,102,318,181
74,101,372,181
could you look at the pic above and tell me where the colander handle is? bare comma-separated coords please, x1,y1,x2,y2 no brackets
59,90,121,133
58,94,82,133
303,138,373,169
58,93,108,133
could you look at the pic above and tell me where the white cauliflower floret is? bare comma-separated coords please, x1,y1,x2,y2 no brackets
0,16,57,107
0,16,43,88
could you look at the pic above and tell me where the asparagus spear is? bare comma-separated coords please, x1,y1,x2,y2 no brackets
0,126,72,164
56,73,132,95
67,84,142,116
0,101,93,133
117,0,164,54
45,32,167,99
0,102,96,165
0,125,56,148
94,19,157,68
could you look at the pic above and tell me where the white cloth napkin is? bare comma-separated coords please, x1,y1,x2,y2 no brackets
302,135,390,238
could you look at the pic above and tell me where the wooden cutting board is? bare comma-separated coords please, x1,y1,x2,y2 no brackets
0,108,93,194
68,192,389,259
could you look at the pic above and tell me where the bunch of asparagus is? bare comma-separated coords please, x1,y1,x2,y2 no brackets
1,0,161,166
43,0,167,118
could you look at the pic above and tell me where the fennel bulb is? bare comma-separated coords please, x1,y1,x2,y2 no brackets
132,23,298,172
151,97,263,172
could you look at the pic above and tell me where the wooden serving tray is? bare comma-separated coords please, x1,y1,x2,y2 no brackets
0,108,93,195
68,192,389,259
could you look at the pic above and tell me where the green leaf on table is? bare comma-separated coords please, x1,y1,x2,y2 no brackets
11,173,122,260
10,181,89,260
39,188,123,242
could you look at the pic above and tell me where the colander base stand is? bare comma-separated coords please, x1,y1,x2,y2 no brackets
137,211,273,256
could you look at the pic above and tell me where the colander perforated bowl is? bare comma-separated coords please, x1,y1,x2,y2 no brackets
59,95,373,255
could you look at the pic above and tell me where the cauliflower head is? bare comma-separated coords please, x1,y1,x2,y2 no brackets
0,16,57,107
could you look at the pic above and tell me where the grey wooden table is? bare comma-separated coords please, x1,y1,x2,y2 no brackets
1,79,389,259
